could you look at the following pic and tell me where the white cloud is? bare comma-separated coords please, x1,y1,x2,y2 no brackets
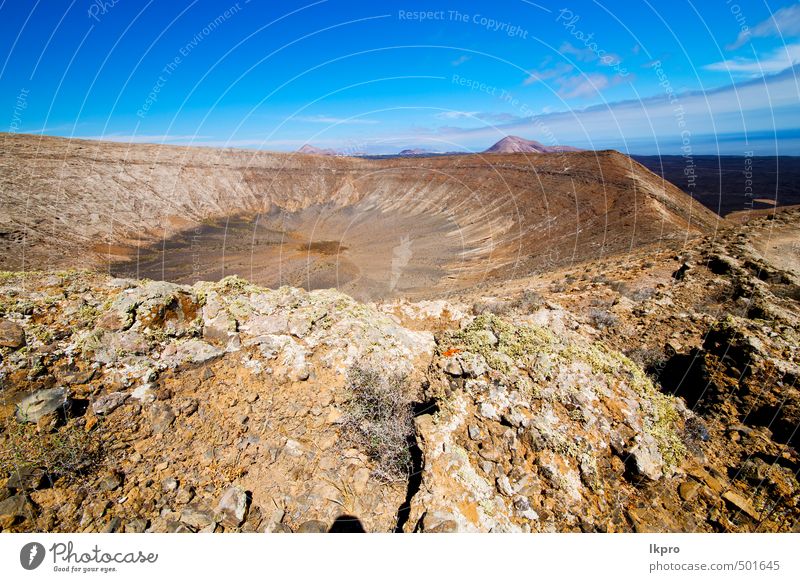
477,112,523,123
557,73,610,98
523,61,574,85
559,41,622,66
295,115,378,125
559,41,596,62
705,42,800,74
394,65,800,154
435,111,524,123
728,3,800,50
451,55,471,67
524,57,627,99
435,111,479,120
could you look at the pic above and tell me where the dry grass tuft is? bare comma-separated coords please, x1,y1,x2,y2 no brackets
341,362,414,483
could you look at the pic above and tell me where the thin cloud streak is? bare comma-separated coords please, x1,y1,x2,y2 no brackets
381,65,800,154
727,4,800,50
295,115,379,125
705,43,800,74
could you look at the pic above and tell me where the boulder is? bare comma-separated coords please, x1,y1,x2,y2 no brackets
248,313,288,336
179,505,215,530
6,467,47,492
161,339,223,368
131,383,156,404
215,486,248,528
0,494,32,528
0,319,25,348
92,392,129,415
287,307,326,338
149,403,176,434
722,490,759,520
98,472,123,492
15,388,69,424
626,435,665,482
124,518,149,533
459,352,489,377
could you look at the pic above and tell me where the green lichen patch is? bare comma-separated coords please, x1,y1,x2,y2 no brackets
207,274,260,295
442,314,687,474
563,341,687,472
443,314,558,372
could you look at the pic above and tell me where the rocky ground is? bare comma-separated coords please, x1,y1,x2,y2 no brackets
1,208,798,533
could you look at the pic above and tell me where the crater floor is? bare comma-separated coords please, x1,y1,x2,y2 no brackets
111,199,481,302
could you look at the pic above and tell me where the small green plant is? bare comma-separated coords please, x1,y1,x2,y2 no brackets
341,362,414,482
212,275,255,294
145,327,169,344
27,324,54,345
76,303,99,325
75,328,105,354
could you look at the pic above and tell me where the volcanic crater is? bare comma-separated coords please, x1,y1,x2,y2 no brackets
0,133,720,299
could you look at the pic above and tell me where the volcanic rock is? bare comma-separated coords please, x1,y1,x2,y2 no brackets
0,319,25,348
215,485,248,528
15,388,69,424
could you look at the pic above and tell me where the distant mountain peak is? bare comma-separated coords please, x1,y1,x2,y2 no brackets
398,148,433,156
484,135,581,154
297,144,338,156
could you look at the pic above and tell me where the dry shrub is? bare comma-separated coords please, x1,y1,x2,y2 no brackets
473,290,544,316
627,346,668,378
341,363,413,483
512,289,544,312
628,287,656,302
588,307,619,330
472,299,511,316
0,418,102,481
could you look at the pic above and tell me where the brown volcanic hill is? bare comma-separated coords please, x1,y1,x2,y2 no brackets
484,135,582,154
0,132,720,300
296,144,338,155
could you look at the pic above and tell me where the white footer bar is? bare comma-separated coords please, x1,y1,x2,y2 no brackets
1,533,798,581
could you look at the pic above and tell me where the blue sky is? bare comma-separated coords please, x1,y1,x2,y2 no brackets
1,0,799,154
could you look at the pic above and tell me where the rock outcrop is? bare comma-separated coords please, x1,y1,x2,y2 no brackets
0,272,433,532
